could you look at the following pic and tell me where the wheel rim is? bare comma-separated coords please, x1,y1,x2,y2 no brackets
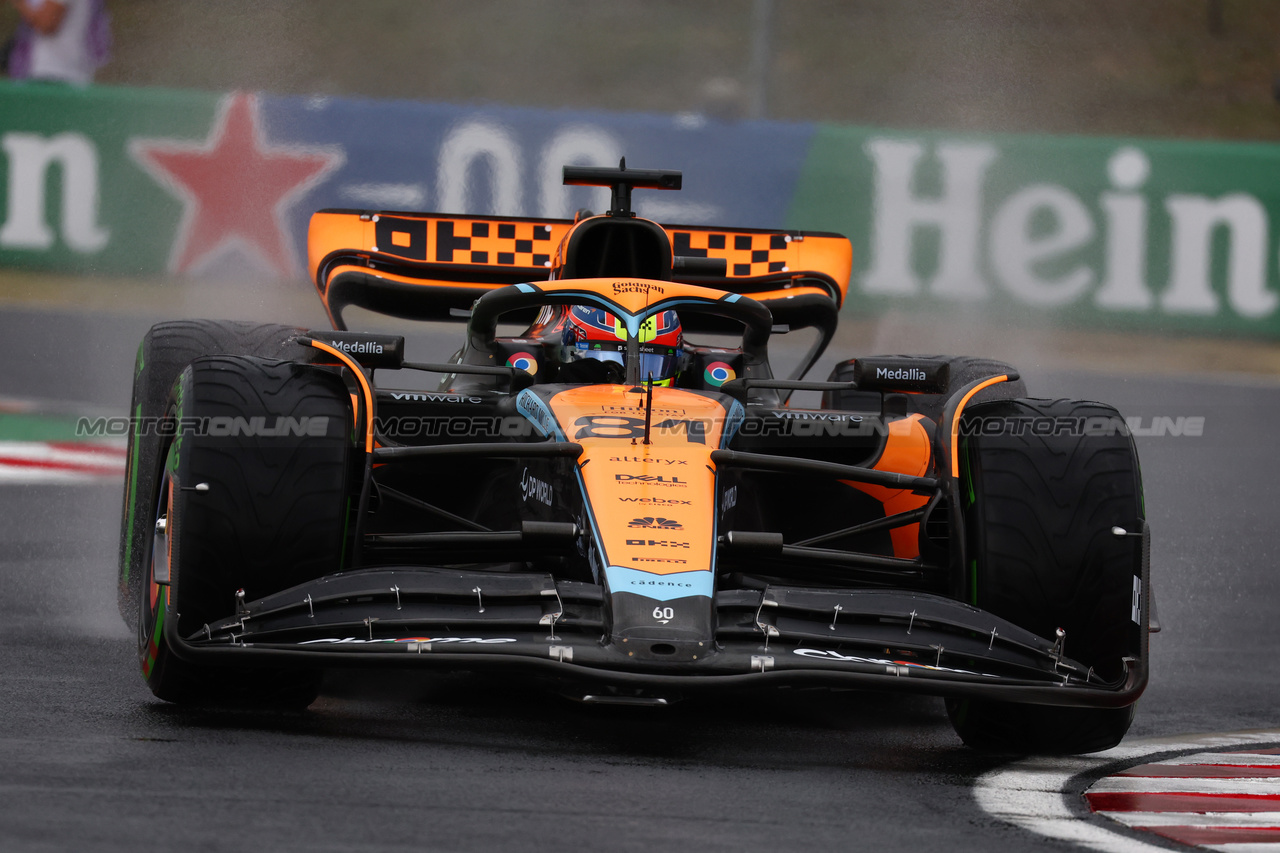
139,462,173,678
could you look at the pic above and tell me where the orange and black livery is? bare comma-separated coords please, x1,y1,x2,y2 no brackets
118,161,1152,754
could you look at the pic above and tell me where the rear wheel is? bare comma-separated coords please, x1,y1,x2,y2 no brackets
949,397,1146,754
138,355,352,706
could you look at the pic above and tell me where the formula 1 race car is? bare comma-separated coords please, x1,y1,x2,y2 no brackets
118,163,1151,754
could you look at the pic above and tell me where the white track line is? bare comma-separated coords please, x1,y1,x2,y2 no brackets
1090,777,1280,794
1106,813,1280,829
1153,755,1280,767
974,730,1280,853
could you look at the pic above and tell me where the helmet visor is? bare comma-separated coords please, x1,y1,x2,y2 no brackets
637,345,682,384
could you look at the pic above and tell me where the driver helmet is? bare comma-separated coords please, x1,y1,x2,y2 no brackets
562,306,683,385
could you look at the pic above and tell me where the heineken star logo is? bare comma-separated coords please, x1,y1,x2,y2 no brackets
129,92,343,278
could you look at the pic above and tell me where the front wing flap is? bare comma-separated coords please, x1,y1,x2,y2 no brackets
165,567,1146,708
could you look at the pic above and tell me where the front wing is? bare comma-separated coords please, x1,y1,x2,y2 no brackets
165,562,1148,708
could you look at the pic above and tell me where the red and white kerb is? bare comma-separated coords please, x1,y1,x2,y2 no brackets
0,441,126,483
1087,747,1280,850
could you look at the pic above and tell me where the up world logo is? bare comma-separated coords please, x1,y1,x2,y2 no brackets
520,467,552,506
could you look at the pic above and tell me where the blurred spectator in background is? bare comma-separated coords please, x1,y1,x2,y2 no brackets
3,0,111,84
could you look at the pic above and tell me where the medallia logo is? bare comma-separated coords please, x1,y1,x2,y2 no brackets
874,366,927,382
329,339,384,355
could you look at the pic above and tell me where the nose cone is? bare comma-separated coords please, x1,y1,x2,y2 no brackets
605,584,715,664
545,384,735,665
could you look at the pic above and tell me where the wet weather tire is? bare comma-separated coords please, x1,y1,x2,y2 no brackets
138,355,351,706
945,699,1136,756
119,320,311,626
948,397,1146,754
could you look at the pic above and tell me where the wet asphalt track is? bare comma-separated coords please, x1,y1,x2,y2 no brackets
1,304,1278,852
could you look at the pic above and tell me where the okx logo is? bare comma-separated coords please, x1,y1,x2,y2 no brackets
628,517,683,530
625,539,691,549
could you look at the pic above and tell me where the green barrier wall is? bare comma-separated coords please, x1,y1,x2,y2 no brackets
6,79,1280,338
0,83,217,275
789,125,1280,337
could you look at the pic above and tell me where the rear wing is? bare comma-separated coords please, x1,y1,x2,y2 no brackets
306,209,852,333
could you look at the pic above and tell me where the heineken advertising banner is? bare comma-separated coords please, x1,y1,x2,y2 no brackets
0,82,810,280
3,80,1280,337
789,127,1280,336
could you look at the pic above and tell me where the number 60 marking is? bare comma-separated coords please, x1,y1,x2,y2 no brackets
652,606,674,621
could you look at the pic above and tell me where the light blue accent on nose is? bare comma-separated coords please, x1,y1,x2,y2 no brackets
515,283,536,293
605,565,713,601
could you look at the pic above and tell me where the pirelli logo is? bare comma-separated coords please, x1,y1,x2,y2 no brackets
374,216,568,268
672,230,793,277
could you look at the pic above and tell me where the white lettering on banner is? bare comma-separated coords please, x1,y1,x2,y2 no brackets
862,139,997,299
1163,194,1274,318
861,137,1280,321
436,119,523,215
1095,147,1153,310
990,184,1095,306
433,120,633,221
538,126,620,218
0,132,109,252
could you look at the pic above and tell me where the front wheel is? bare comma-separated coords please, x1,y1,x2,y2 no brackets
950,397,1147,754
138,441,325,706
138,355,352,706
945,699,1136,755
119,320,312,626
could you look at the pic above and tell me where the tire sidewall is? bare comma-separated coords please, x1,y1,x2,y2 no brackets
118,321,311,627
